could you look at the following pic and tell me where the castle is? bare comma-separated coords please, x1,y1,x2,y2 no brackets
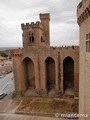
77,0,90,118
12,13,79,97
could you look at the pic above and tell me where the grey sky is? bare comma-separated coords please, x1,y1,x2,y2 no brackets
0,0,81,47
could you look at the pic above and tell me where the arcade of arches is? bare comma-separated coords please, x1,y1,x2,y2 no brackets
17,54,78,97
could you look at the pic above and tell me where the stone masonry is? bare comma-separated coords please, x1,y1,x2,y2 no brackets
77,0,90,119
12,13,79,97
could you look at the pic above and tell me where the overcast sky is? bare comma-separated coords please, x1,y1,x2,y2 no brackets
0,0,81,47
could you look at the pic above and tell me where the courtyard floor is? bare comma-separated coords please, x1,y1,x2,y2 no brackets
16,97,78,117
0,95,79,120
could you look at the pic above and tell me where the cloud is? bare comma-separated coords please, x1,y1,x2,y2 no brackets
50,22,79,46
0,0,81,47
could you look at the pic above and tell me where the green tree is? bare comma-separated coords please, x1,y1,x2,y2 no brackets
1,52,8,57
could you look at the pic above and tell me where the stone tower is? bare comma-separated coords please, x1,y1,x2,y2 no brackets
21,13,50,49
40,13,50,47
77,0,90,118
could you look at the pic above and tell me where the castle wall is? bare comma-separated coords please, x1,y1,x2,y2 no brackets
12,46,79,97
12,13,79,98
12,55,26,95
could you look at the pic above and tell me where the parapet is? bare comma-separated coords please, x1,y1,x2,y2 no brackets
50,45,79,51
40,13,50,20
77,0,90,25
21,21,44,30
11,49,22,56
77,1,83,10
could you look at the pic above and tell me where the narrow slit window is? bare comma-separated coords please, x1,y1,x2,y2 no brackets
89,33,90,39
86,34,88,40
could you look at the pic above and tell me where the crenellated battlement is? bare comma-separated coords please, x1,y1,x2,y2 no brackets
77,5,90,25
50,45,79,51
11,49,22,56
77,0,90,25
21,21,44,30
40,13,50,20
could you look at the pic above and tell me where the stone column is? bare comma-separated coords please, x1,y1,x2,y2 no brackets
34,55,40,92
74,60,79,97
60,60,64,93
40,57,47,96
55,60,59,92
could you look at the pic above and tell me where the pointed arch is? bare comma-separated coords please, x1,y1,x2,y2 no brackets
23,57,35,89
63,56,74,93
45,57,55,92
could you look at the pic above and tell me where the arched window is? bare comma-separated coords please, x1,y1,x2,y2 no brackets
29,36,34,43
29,37,32,42
86,33,90,52
32,36,34,42
41,36,43,42
41,36,45,42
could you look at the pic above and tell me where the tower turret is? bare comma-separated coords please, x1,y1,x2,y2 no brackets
21,13,50,50
77,0,90,118
40,13,50,47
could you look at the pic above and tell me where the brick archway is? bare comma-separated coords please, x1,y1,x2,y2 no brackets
45,57,55,93
23,57,35,89
63,56,74,94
